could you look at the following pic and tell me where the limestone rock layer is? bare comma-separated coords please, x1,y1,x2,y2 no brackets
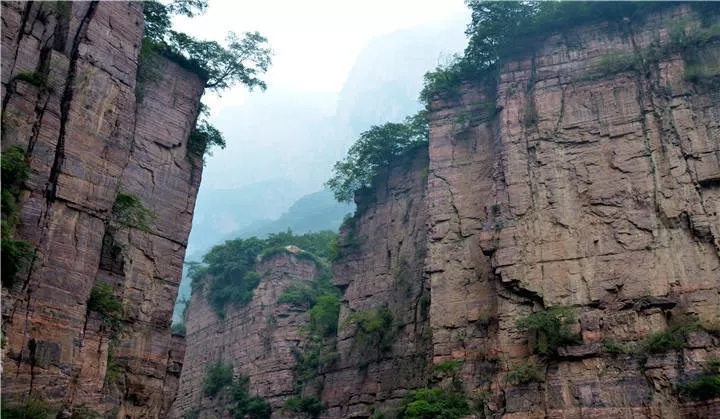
1,1,203,417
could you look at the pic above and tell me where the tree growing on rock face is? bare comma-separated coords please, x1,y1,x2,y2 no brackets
140,1,272,159
326,110,428,203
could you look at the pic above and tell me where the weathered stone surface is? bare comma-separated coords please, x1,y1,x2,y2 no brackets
172,253,320,418
1,1,203,417
322,147,432,417
425,5,720,418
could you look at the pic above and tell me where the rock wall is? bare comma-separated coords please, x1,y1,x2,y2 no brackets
1,1,204,417
425,5,720,418
322,147,432,417
173,252,320,418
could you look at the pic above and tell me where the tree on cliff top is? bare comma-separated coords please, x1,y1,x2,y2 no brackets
140,1,272,159
421,1,697,102
143,0,271,91
325,110,428,203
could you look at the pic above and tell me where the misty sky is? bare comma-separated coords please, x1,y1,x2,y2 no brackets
174,0,468,114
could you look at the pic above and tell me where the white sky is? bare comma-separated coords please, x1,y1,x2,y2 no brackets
173,0,469,114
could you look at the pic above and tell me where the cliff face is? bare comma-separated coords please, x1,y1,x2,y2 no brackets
178,6,718,419
1,1,203,417
322,147,431,417
173,252,320,418
426,5,720,418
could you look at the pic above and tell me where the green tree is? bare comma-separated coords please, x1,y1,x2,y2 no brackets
140,1,272,159
326,111,428,203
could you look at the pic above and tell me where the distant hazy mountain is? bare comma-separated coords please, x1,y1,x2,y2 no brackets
335,13,468,138
175,15,468,323
187,178,306,256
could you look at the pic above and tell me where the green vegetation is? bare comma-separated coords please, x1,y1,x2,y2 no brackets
1,145,35,289
0,398,55,419
139,1,271,160
507,362,544,385
171,322,186,336
14,71,53,92
140,1,271,160
188,230,336,318
433,360,463,376
678,359,720,401
396,387,471,419
602,339,633,356
420,1,710,103
516,307,582,356
344,306,395,365
203,362,234,397
325,111,428,203
105,342,124,386
110,192,156,233
283,396,323,418
87,283,123,320
202,365,272,418
593,50,642,78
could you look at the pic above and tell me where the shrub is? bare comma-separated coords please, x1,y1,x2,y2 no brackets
87,283,123,322
594,50,642,78
110,192,156,233
283,396,323,418
309,294,340,337
344,306,395,362
1,398,55,419
1,145,35,288
325,111,428,203
397,387,471,419
678,359,720,401
14,71,54,92
1,238,35,288
227,374,272,419
602,339,632,355
203,363,234,397
516,307,582,356
434,360,463,376
507,362,544,385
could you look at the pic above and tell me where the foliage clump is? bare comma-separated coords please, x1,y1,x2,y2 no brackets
678,359,720,401
110,192,156,233
344,306,395,365
325,111,428,203
202,363,272,418
516,306,582,356
283,396,324,418
420,1,696,103
507,362,544,385
1,145,35,289
140,1,272,160
14,71,54,92
396,387,471,419
188,230,336,319
203,363,234,397
0,398,55,419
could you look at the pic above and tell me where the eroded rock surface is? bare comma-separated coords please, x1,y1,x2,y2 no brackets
1,1,203,417
172,253,320,418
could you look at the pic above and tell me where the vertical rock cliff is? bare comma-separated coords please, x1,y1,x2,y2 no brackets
425,5,720,418
173,252,320,418
1,1,204,417
322,147,432,417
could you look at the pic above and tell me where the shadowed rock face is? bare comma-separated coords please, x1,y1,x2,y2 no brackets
1,1,203,417
172,253,320,418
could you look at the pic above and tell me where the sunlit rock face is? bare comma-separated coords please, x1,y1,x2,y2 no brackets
172,253,320,419
1,1,203,417
424,5,720,418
